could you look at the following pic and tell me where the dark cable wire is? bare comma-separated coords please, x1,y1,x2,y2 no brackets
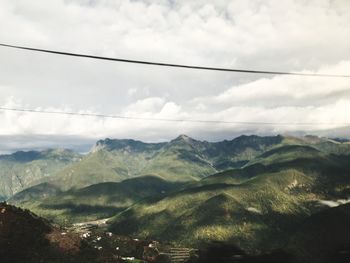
0,43,349,78
0,107,348,126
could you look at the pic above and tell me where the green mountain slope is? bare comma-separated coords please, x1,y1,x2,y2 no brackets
6,134,350,256
4,134,349,198
8,134,344,196
0,149,81,199
10,182,62,203
108,144,350,252
11,175,183,224
5,134,350,260
44,134,287,190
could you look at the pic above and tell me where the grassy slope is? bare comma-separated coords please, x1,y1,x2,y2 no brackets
11,175,183,224
109,144,350,252
109,170,313,252
46,149,134,190
45,137,214,190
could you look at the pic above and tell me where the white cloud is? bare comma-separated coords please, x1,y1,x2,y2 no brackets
124,97,166,114
193,61,350,108
127,88,137,97
0,0,349,150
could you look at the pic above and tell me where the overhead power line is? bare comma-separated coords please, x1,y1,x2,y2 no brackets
0,43,349,78
0,107,349,126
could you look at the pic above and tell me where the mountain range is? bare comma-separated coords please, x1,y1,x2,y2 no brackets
3,134,350,262
1,134,287,199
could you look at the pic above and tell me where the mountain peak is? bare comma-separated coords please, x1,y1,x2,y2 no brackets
90,138,135,152
173,134,193,142
90,138,166,153
168,135,197,147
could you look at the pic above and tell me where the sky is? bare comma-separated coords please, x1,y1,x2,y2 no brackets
0,0,350,152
